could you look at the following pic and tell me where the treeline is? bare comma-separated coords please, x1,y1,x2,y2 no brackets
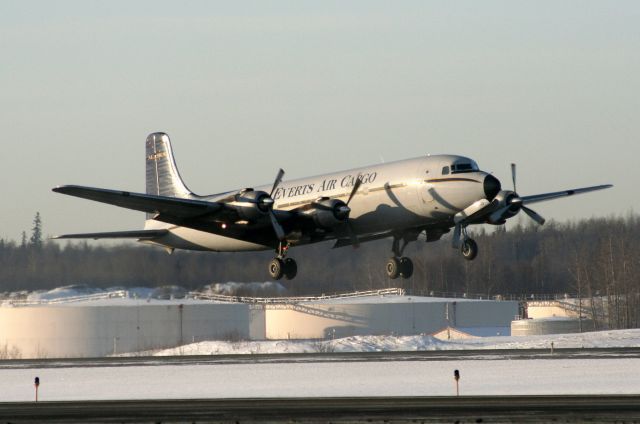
1,214,639,327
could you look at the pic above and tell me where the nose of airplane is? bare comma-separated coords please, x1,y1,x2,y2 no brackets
483,174,501,200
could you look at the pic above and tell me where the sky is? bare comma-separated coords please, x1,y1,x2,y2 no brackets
1,1,638,241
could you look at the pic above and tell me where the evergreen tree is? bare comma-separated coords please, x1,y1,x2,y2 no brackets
30,212,42,248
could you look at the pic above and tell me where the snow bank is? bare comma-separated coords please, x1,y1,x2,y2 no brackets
19,286,172,302
202,282,287,297
26,285,105,301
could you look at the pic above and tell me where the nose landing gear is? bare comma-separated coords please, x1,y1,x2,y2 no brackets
458,226,478,261
461,238,478,260
268,241,297,280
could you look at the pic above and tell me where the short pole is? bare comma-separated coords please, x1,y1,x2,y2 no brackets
454,369,460,396
551,341,554,355
34,377,40,402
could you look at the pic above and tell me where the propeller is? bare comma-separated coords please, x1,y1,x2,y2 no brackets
266,169,286,241
454,163,546,248
502,163,545,226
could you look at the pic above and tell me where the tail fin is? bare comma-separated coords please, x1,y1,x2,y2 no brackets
145,133,193,198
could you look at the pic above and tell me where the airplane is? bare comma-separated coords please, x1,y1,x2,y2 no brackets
53,132,612,280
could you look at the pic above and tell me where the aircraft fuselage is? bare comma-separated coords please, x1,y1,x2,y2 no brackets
144,155,496,252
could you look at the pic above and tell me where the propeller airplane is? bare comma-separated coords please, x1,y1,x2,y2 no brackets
53,133,612,280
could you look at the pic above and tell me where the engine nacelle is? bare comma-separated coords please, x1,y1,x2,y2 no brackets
234,189,271,221
485,190,521,225
307,198,350,229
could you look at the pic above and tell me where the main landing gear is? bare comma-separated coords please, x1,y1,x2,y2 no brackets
268,241,297,280
461,238,478,260
385,235,414,279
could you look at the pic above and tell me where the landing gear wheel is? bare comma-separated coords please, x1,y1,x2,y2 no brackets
386,257,401,279
283,258,298,280
399,257,413,279
268,258,285,280
461,238,478,261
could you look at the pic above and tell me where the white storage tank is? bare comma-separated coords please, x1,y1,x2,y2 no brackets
0,300,254,358
511,317,594,336
264,296,518,339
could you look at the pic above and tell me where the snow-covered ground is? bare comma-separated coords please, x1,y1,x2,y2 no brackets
2,286,639,401
1,357,638,401
148,329,640,356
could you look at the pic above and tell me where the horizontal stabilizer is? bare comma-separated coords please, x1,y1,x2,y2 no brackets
52,229,168,240
52,185,222,218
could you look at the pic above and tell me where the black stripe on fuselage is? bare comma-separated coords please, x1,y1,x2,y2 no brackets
425,178,481,183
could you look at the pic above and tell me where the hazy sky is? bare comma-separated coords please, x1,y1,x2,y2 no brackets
1,1,638,241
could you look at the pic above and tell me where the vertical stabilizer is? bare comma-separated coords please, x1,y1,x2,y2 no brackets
146,132,193,199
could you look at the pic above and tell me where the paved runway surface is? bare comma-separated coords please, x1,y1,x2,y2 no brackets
2,395,640,423
2,347,640,369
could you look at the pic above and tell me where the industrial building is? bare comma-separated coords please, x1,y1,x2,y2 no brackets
0,289,518,358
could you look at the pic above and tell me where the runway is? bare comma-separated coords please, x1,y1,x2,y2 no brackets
3,346,640,370
2,395,640,423
2,349,639,422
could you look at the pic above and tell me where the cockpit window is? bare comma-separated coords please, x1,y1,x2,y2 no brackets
451,163,477,174
441,166,450,175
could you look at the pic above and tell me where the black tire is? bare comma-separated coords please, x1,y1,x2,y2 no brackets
386,257,401,279
400,257,413,279
461,238,478,261
268,258,285,280
284,258,298,280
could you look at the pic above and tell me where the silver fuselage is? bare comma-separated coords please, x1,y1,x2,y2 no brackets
144,155,492,252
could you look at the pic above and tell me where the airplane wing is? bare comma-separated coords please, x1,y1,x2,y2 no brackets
52,185,222,218
520,184,613,205
52,229,168,240
52,185,295,246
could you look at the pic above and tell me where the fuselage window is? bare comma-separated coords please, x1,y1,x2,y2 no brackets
442,166,450,175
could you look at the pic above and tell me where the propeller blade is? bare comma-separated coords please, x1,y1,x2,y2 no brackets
511,163,517,193
346,220,360,249
522,206,546,225
268,211,286,241
269,169,285,198
346,176,363,205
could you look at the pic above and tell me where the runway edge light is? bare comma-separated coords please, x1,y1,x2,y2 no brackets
454,369,460,396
